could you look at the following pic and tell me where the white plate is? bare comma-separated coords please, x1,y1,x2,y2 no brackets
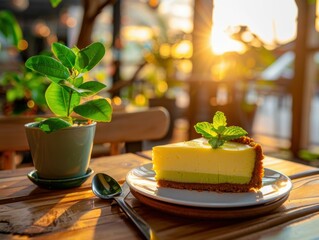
126,163,292,208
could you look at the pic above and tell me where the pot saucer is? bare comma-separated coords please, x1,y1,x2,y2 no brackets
27,168,94,189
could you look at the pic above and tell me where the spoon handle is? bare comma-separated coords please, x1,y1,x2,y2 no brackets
114,197,155,240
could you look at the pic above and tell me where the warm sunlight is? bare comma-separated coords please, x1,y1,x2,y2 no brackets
211,0,298,55
210,31,246,55
122,26,153,42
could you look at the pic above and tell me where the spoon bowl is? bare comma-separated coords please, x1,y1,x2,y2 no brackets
92,173,122,200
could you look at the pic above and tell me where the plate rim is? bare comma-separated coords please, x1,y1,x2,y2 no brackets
126,163,293,208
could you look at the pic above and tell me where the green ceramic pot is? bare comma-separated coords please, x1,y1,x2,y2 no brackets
25,122,96,179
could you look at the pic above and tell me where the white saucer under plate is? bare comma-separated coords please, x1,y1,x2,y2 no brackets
126,163,292,208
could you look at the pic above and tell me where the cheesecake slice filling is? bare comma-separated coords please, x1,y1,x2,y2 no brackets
152,137,264,192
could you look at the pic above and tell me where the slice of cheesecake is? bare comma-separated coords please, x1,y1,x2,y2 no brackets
152,136,264,192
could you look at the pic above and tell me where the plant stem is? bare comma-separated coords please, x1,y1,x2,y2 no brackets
67,74,77,118
67,90,73,117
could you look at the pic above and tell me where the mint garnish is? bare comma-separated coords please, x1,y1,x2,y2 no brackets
194,111,247,149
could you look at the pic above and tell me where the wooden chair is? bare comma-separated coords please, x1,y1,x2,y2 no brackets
0,107,170,170
94,107,170,155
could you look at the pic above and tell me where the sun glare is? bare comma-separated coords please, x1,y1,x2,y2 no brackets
210,29,246,55
211,0,298,55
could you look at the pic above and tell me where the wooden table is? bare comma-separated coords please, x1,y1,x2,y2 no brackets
1,152,319,239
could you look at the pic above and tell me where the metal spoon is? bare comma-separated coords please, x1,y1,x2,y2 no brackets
92,173,155,240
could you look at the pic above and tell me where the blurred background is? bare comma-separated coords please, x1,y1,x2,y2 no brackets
1,0,318,166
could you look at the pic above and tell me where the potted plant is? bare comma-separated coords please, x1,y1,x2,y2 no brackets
24,41,112,182
0,68,49,115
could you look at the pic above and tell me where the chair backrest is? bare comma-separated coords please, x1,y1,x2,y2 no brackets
0,107,170,168
0,115,34,152
94,106,170,154
0,106,170,152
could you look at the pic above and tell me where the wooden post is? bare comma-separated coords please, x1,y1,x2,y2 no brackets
111,0,122,97
188,0,213,139
291,1,316,157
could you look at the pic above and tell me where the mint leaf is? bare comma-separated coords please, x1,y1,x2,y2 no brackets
208,138,225,149
212,111,227,129
222,126,247,141
194,122,216,139
194,111,247,149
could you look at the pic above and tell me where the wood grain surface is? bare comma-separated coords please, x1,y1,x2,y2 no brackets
0,153,319,240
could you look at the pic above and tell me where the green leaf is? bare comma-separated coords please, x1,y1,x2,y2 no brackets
76,42,105,72
194,111,247,149
59,80,92,95
45,83,80,116
194,122,216,139
0,10,23,47
52,42,76,69
50,0,62,8
75,53,88,72
78,81,106,97
208,138,225,149
39,117,72,133
25,56,70,81
74,98,112,122
212,111,227,130
222,126,247,141
74,76,83,87
7,87,24,102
